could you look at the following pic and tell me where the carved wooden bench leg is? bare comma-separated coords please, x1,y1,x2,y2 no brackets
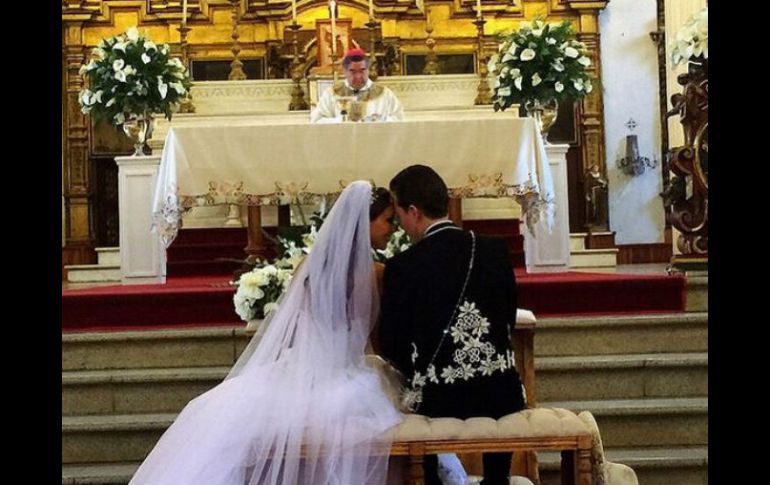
560,449,575,485
577,435,593,485
407,443,426,485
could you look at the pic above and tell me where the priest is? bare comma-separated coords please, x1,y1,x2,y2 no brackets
311,48,404,123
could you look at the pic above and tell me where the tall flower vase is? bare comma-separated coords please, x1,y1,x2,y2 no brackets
525,99,559,144
122,114,154,156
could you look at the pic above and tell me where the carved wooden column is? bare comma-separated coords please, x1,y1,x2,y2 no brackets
567,1,610,231
665,58,708,269
62,20,95,264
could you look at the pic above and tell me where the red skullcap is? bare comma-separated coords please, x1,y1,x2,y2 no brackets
344,48,367,58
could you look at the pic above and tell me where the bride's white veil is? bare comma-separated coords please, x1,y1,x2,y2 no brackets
228,180,378,378
129,181,401,485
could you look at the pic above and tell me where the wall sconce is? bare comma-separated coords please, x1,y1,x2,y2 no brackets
618,134,657,176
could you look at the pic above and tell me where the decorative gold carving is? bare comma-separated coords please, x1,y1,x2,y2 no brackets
574,29,608,231
61,21,95,248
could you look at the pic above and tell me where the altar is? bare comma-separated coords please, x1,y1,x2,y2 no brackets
118,112,570,284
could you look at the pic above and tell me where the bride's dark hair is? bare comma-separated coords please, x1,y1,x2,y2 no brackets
370,187,393,221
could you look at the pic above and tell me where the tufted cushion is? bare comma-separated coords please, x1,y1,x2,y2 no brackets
393,407,590,442
578,410,639,485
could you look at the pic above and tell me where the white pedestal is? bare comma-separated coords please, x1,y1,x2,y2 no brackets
116,155,166,284
524,144,571,273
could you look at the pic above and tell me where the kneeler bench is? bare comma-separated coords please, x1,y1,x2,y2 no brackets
390,407,593,485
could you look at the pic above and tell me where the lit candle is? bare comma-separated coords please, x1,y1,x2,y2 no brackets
182,0,188,27
330,0,337,57
369,0,374,19
476,0,482,18
292,0,297,21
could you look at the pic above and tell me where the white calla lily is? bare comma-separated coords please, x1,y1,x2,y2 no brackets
520,48,536,61
169,82,187,94
126,27,140,43
577,56,591,67
141,53,151,64
565,47,579,58
572,79,584,91
514,77,523,90
114,70,127,82
531,73,542,86
555,82,564,93
112,59,125,71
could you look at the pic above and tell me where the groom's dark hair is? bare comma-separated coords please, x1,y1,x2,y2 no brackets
389,165,448,218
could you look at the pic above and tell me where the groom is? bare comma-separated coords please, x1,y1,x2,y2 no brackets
379,165,527,485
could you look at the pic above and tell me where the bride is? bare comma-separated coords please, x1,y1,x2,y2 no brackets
129,181,403,485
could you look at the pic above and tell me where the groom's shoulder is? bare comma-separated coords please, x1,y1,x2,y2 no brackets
386,244,419,267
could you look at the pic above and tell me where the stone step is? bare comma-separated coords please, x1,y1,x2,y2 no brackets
685,273,708,312
569,234,587,252
537,446,708,485
63,396,706,464
535,352,707,401
62,367,230,416
62,462,137,485
95,247,120,267
62,446,708,485
535,313,707,357
63,314,706,371
63,351,707,417
62,326,249,371
539,397,708,448
62,413,173,464
569,248,619,268
65,265,121,283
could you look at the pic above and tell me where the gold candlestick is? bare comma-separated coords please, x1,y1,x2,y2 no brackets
365,19,380,80
473,16,491,105
177,21,196,113
288,22,309,110
228,0,247,80
423,5,439,75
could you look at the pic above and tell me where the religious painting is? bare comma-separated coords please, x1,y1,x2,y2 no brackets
316,19,352,68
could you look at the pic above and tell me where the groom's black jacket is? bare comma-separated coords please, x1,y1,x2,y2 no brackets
379,221,526,419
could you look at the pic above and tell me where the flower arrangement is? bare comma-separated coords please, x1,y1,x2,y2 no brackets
78,27,192,126
373,227,411,263
233,202,412,324
489,19,594,112
670,7,708,66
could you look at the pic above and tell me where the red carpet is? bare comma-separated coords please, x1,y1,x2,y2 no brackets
164,223,526,277
62,270,686,331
